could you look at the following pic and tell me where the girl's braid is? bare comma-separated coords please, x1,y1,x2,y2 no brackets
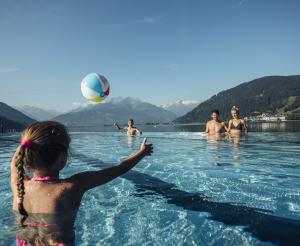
15,146,28,227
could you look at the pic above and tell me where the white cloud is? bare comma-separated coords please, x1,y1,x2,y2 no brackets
72,101,93,107
72,100,106,107
134,16,158,25
0,67,19,73
180,100,202,105
143,17,156,24
162,99,202,108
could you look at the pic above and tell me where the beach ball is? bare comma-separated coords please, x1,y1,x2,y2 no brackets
81,73,110,103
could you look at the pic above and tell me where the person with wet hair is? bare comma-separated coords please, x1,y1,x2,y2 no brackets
11,121,153,245
227,106,248,135
205,109,227,134
114,118,142,136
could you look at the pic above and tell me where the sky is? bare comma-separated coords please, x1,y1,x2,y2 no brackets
0,0,299,111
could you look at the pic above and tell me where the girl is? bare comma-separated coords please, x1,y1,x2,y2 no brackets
227,106,248,135
10,121,153,245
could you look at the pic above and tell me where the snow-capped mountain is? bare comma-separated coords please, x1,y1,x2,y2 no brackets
55,97,177,126
161,100,201,117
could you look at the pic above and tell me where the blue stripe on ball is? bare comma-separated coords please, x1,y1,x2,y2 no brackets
85,73,104,96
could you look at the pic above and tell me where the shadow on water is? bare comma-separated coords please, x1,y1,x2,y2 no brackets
2,136,300,245
73,152,300,246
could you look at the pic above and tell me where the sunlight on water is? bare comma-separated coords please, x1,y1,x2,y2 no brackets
1,132,300,245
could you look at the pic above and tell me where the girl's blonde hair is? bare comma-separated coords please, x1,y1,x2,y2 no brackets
15,121,70,226
231,105,239,112
231,106,240,119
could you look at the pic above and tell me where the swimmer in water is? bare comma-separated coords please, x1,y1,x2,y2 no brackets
227,106,248,136
205,110,227,134
114,119,142,136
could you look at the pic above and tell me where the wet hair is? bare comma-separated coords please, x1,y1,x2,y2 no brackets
231,106,240,118
128,119,134,125
231,106,239,113
211,110,219,116
14,121,70,226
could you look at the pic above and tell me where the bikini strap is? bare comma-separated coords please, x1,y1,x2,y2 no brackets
31,176,59,182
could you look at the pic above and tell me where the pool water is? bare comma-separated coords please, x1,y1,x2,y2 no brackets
1,132,300,246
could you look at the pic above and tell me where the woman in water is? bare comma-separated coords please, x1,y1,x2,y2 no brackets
227,106,248,135
10,121,153,245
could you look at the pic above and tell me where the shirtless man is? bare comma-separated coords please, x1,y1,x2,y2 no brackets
205,110,227,134
114,119,142,136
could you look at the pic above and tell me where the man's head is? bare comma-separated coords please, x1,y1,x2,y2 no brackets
211,110,219,120
128,119,134,127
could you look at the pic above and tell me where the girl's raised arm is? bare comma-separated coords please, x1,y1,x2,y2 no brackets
70,138,153,192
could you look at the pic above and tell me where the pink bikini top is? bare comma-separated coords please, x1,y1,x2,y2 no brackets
31,176,59,182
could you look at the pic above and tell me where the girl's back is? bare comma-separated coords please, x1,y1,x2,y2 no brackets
12,178,81,214
11,121,153,245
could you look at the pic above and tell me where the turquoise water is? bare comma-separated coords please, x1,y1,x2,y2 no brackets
1,132,300,245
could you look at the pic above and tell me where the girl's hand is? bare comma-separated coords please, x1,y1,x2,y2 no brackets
140,138,153,156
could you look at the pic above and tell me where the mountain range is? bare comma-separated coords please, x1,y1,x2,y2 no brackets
54,97,177,126
175,75,300,123
15,105,62,121
0,102,36,130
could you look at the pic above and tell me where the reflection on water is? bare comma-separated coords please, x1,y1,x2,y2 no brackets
16,211,76,245
206,133,226,142
234,121,300,132
68,121,300,132
228,134,248,147
206,139,222,167
206,133,243,167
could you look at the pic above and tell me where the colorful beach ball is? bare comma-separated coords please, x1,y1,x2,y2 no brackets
81,73,110,103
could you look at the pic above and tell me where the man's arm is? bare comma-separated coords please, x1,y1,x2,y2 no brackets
114,123,127,132
205,122,209,133
135,127,142,135
222,122,228,132
227,120,232,132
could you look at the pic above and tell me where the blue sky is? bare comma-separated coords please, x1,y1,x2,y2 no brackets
1,0,299,111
